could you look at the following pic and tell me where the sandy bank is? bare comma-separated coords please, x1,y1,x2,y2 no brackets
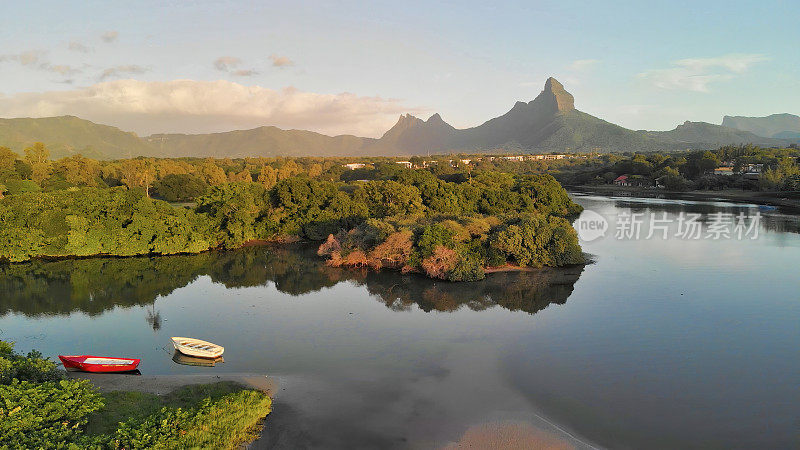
66,371,279,396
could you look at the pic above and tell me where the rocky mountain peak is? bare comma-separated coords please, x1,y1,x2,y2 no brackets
535,77,574,113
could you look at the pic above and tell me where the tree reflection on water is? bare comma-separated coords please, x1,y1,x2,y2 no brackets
0,244,584,318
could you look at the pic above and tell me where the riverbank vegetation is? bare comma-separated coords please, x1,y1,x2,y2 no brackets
552,145,800,192
0,340,272,449
0,143,585,280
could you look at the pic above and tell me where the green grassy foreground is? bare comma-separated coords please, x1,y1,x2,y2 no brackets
0,340,272,449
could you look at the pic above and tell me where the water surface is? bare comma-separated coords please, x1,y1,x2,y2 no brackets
2,195,798,449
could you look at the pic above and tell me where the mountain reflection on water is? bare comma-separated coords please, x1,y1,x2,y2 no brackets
0,244,584,318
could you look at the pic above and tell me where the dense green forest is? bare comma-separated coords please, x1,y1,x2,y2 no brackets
0,143,584,281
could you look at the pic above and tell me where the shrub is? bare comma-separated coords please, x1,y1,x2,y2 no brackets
0,340,63,384
153,174,209,202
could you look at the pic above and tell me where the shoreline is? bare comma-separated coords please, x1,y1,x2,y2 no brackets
66,371,280,396
67,371,600,449
567,185,800,210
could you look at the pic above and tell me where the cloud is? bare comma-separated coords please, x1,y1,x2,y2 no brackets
0,51,80,78
570,59,600,71
68,41,91,53
0,79,424,137
99,65,148,80
214,57,258,76
214,56,241,71
0,50,46,66
269,54,293,67
41,64,81,76
232,69,258,77
639,54,768,92
101,31,119,43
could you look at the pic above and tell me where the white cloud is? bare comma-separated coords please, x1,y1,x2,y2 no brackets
214,57,258,77
214,56,241,71
0,51,80,79
0,79,423,137
569,59,600,71
232,69,258,77
101,31,119,43
0,50,46,66
68,41,91,53
42,64,80,76
269,54,293,67
99,65,148,80
639,54,768,92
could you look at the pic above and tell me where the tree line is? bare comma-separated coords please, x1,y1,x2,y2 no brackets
0,143,585,281
555,145,800,191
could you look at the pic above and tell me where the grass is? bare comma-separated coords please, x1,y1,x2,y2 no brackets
86,381,272,449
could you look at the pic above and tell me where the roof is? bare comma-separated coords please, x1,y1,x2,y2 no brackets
614,175,628,182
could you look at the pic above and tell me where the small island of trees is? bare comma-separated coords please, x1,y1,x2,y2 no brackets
0,143,585,281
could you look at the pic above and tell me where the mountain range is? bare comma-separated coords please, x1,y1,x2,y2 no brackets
0,77,796,159
722,113,800,140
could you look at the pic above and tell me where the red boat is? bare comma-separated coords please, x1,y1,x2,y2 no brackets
58,355,140,373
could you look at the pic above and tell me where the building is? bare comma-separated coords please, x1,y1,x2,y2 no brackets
343,163,367,170
744,163,764,173
714,167,734,175
613,175,630,186
743,164,764,180
395,161,413,169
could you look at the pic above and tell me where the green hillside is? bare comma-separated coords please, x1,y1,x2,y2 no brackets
537,110,682,153
0,116,156,159
722,113,800,138
148,126,374,158
647,121,788,148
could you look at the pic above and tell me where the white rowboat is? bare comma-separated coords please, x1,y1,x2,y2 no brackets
171,337,224,359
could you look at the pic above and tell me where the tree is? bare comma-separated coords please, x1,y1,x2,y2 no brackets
23,142,51,183
196,182,270,247
229,168,252,182
119,159,155,197
257,166,278,188
53,155,101,186
0,146,18,180
278,159,301,180
153,174,209,202
308,163,323,178
199,161,227,185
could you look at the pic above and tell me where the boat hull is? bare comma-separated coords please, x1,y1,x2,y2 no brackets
58,355,140,373
171,337,224,359
172,351,224,367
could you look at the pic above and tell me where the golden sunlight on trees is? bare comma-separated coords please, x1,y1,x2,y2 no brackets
257,165,278,187
54,155,101,186
0,146,18,179
119,158,155,197
23,142,52,183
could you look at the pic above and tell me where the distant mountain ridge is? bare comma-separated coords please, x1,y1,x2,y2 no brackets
0,78,796,159
722,113,800,140
647,121,788,148
0,116,157,159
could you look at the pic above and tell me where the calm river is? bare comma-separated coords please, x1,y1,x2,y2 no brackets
1,194,798,449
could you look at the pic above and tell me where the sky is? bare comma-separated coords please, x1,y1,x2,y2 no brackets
1,0,798,137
